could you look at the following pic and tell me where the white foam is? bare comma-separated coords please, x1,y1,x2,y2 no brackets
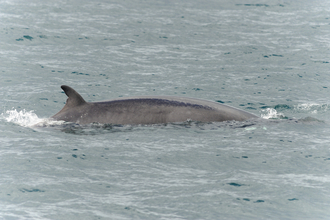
1,109,63,127
295,103,329,114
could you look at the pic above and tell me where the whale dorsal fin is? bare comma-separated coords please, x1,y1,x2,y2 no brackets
61,85,86,107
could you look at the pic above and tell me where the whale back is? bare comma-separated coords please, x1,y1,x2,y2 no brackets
51,85,258,124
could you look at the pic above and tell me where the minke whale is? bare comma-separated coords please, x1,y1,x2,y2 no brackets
51,85,258,125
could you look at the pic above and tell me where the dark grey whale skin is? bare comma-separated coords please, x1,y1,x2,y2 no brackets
51,85,258,125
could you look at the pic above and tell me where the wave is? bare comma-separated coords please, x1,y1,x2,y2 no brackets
295,103,330,114
260,103,330,120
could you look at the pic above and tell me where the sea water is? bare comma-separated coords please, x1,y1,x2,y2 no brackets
1,0,330,219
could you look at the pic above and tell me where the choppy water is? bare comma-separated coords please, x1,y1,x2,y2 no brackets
1,0,330,219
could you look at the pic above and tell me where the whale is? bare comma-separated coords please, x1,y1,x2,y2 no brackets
51,85,258,125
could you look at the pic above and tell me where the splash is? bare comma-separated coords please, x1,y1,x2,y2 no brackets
1,109,62,127
261,108,286,119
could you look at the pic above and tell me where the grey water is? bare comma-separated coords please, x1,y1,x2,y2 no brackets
1,0,330,219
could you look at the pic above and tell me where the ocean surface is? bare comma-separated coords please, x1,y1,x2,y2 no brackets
1,0,330,219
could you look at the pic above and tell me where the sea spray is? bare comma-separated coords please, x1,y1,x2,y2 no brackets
261,108,286,119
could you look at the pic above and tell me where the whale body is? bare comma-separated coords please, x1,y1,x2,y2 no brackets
51,85,258,125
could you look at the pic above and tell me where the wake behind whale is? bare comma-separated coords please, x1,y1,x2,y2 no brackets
51,85,258,125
